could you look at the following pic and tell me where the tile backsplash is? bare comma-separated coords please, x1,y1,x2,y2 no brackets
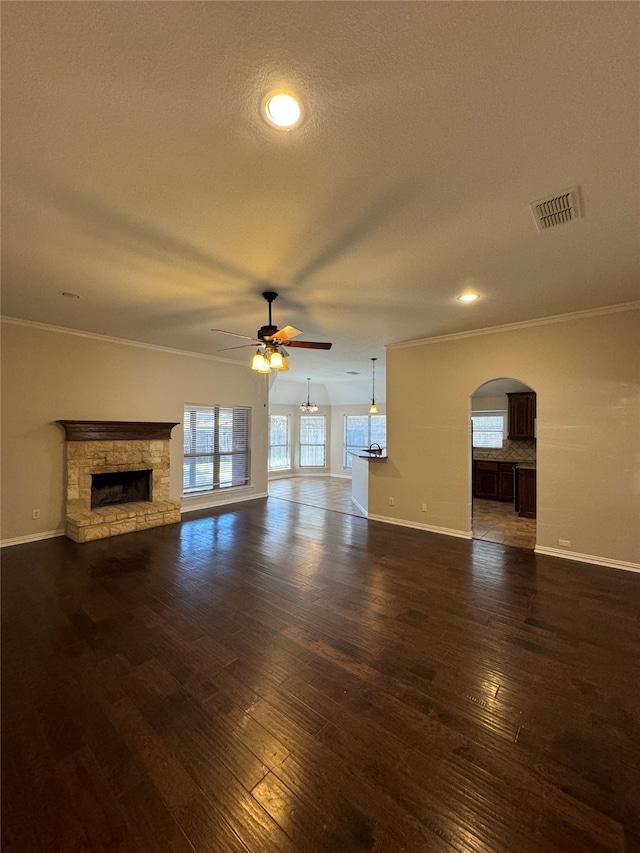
473,439,536,462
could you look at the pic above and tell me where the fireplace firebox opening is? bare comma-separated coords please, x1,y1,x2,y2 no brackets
91,469,151,509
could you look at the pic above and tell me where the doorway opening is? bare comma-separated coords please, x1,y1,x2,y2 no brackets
470,378,536,549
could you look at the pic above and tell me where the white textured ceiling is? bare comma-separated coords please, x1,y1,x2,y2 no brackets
2,2,639,386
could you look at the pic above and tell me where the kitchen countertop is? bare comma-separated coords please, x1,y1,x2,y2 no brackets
515,462,536,470
353,453,388,460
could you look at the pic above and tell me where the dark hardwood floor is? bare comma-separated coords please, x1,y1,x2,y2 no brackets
2,496,639,852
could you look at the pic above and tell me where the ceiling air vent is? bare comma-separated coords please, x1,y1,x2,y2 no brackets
530,186,583,232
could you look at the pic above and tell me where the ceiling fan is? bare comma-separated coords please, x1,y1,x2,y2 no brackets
212,291,332,373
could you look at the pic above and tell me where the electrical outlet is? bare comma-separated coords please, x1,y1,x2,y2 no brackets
388,497,395,506
421,503,427,512
558,539,571,547
32,509,40,520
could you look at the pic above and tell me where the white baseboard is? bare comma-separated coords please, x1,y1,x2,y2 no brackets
181,491,268,515
268,472,347,480
534,545,640,573
351,497,368,516
368,514,472,540
1,529,65,548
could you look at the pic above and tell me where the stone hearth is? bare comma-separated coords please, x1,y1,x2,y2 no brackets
57,420,181,542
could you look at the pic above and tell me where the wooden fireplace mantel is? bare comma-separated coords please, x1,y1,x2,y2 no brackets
56,420,179,441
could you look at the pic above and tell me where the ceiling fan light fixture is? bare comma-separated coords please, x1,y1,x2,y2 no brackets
268,348,284,370
216,292,332,369
262,91,302,130
252,349,270,372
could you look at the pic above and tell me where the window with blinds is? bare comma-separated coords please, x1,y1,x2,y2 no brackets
471,412,506,448
299,415,326,468
344,415,387,469
183,404,251,494
268,415,290,471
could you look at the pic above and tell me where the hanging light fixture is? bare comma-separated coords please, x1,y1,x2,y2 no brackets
369,358,378,414
300,378,319,413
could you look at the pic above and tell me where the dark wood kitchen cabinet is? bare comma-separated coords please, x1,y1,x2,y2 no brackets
499,464,516,502
516,467,536,518
473,460,517,501
474,461,499,499
507,392,536,440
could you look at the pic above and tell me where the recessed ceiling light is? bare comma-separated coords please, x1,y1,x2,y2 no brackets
457,292,479,303
61,291,81,299
262,91,303,130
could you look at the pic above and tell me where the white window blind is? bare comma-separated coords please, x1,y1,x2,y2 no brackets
299,415,326,467
471,412,505,448
183,404,250,494
268,415,290,471
344,415,387,468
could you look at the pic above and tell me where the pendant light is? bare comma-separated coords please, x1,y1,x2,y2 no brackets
300,378,319,413
369,358,378,414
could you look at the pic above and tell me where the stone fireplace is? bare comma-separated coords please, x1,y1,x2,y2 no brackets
57,420,181,542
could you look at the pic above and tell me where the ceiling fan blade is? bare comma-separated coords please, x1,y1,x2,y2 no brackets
286,340,333,349
217,342,260,352
211,329,258,342
274,325,302,342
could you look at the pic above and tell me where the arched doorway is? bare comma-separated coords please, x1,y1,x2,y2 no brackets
470,378,537,549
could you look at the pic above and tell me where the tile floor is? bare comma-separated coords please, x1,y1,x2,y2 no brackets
472,498,537,550
268,476,365,517
269,477,536,550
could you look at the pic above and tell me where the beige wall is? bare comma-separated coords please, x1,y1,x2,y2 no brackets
369,307,640,568
1,321,269,543
471,395,508,412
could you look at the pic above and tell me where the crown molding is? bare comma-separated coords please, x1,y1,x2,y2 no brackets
0,316,246,366
388,301,640,350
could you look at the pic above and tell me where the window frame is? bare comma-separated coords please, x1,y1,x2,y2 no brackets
183,404,251,495
471,410,507,449
344,414,387,469
268,414,290,472
299,414,326,468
